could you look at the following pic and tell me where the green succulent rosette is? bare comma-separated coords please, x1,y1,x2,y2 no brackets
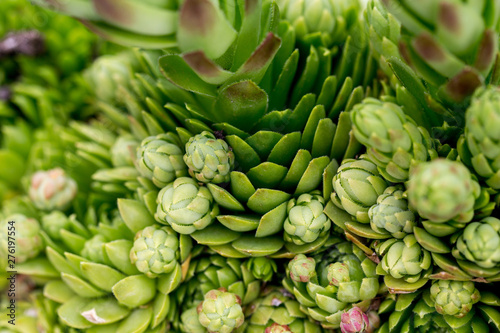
278,0,360,47
156,177,219,234
197,288,245,333
173,254,263,332
184,131,235,184
375,235,432,291
331,157,388,224
451,217,500,278
0,213,43,264
351,98,436,183
238,287,322,333
408,159,480,224
130,224,181,279
31,195,192,332
283,191,331,245
461,86,500,190
136,133,188,188
375,288,500,333
368,186,416,239
246,257,278,282
28,168,77,211
430,280,480,318
283,242,379,329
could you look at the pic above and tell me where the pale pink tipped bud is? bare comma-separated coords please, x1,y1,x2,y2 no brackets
340,307,369,333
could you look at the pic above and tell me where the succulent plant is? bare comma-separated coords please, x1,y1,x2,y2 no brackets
0,213,43,263
29,168,77,211
408,159,480,224
197,288,245,333
184,131,235,184
430,280,480,318
136,133,188,188
156,177,219,234
331,157,388,224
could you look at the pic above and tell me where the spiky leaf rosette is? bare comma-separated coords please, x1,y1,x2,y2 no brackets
460,86,500,190
377,0,500,104
32,196,192,331
375,288,500,333
351,98,437,183
283,241,379,329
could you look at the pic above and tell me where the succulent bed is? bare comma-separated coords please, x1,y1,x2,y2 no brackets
1,0,500,332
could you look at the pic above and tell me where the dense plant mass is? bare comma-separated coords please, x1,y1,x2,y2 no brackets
1,0,500,332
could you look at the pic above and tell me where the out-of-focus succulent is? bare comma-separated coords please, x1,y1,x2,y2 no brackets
84,52,134,103
184,131,235,184
408,159,480,223
40,211,71,241
110,135,139,167
197,288,245,333
130,224,180,278
462,86,500,190
368,186,416,239
430,280,480,318
283,191,331,245
136,133,188,188
0,214,42,263
265,323,292,333
331,157,388,223
278,0,360,47
340,307,369,333
156,177,219,234
351,98,436,183
29,168,77,211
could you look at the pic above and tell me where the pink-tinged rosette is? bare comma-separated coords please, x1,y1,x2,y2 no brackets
29,168,77,211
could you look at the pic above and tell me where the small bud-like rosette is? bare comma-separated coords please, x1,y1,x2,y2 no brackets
0,214,43,263
136,133,188,188
29,168,77,211
331,158,388,223
288,254,316,282
184,131,235,184
283,191,331,245
368,186,416,239
197,288,244,333
340,307,369,333
430,280,480,318
156,177,219,234
130,224,180,278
